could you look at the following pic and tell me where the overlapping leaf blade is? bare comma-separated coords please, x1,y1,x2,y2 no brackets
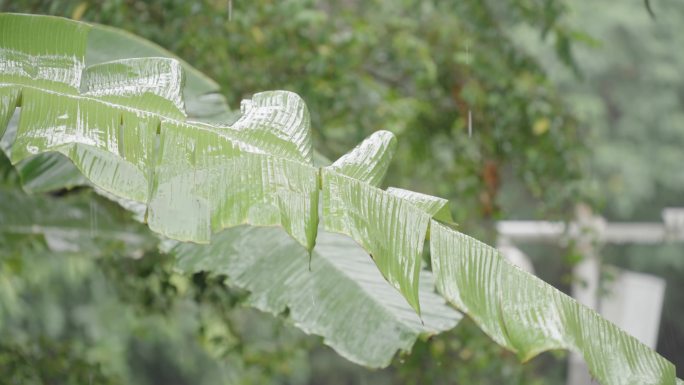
321,130,432,315
173,225,461,368
322,169,430,315
2,12,235,194
0,114,89,192
150,119,318,248
12,87,158,202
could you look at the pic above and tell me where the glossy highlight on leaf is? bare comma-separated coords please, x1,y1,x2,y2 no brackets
12,87,157,202
81,57,186,118
1,15,235,194
232,91,313,164
0,13,89,93
328,130,396,187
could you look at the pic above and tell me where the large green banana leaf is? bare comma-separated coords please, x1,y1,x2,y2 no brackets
2,13,235,195
0,13,680,384
0,12,459,368
0,13,318,250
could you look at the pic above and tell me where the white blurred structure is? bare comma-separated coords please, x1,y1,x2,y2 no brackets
496,206,680,385
601,267,666,349
497,237,535,274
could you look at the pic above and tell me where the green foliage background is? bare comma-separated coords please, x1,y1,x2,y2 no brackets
0,0,681,384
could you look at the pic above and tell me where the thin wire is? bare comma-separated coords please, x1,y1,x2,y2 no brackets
466,40,471,66
90,200,97,238
644,0,656,19
466,41,473,138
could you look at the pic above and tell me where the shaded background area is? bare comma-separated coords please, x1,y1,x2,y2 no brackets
0,0,682,384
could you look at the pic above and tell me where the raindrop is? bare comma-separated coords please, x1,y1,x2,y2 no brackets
90,199,97,238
